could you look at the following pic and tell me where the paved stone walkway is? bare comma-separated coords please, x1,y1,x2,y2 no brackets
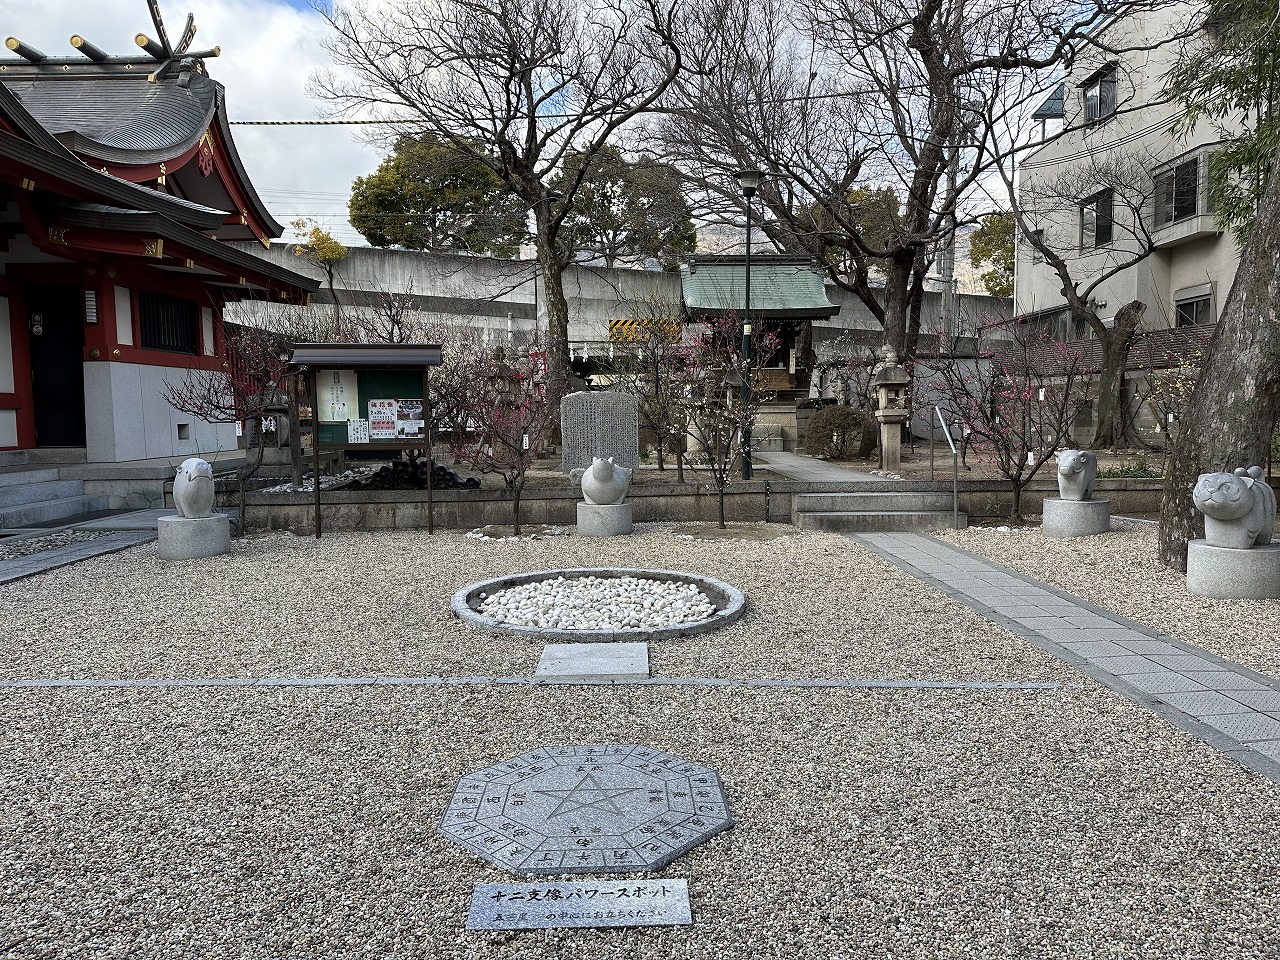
0,530,156,584
855,531,1280,783
752,451,883,482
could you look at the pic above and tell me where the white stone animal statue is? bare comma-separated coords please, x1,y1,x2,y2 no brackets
173,457,215,519
577,456,633,506
1056,449,1098,501
1193,465,1276,549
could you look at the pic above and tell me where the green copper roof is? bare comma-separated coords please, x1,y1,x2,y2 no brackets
680,256,840,319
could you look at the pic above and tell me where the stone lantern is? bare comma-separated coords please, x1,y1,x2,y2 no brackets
871,347,910,472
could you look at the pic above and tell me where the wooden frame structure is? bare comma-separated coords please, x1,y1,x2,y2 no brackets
289,343,443,539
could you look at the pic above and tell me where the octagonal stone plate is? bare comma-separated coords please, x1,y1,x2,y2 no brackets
439,744,732,875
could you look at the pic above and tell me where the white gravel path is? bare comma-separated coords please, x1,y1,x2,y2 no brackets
936,519,1280,681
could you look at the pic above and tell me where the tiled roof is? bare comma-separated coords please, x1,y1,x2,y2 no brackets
680,256,840,319
2,68,217,165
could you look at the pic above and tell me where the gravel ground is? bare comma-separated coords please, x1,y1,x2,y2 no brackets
5,523,1280,957
0,525,1074,685
3,683,1280,959
935,519,1280,681
0,530,111,562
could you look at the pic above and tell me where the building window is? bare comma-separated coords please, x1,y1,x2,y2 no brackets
1029,229,1045,263
138,291,200,355
1083,66,1118,123
1081,190,1114,248
1176,296,1213,326
1155,157,1200,225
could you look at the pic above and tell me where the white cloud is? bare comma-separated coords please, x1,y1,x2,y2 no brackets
0,0,384,246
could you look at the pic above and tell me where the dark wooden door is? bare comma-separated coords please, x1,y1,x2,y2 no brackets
26,283,87,447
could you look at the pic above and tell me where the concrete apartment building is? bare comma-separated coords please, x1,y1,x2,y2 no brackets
1014,1,1237,439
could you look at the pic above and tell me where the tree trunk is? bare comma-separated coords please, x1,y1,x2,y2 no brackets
534,226,570,407
880,253,914,359
1159,145,1280,571
1090,301,1145,450
512,481,524,536
1011,481,1023,526
717,484,726,528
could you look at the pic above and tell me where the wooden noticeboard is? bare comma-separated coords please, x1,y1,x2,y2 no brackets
289,344,443,539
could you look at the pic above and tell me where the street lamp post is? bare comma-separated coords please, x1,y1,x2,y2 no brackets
736,168,762,480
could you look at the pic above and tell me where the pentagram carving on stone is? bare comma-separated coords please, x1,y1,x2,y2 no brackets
439,745,732,875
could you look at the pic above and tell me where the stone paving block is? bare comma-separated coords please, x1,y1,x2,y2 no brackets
1063,616,1128,630
1020,622,1082,637
1155,691,1256,717
1055,639,1135,659
1110,639,1184,656
1185,672,1272,691
1090,655,1165,675
535,643,649,683
1249,740,1280,763
1119,671,1211,695
1143,654,1223,672
991,605,1057,618
1199,712,1280,743
1222,690,1280,711
1037,628,1142,644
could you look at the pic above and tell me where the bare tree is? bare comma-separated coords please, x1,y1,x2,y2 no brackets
658,0,1165,362
312,0,690,405
163,325,291,536
683,312,779,526
927,320,1095,523
608,294,691,480
1004,149,1170,449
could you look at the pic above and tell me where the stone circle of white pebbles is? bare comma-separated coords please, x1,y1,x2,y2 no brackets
477,574,717,631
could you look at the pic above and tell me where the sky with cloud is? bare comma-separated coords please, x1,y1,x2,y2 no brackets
0,0,387,246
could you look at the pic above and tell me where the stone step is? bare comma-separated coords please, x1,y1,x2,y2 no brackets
0,494,110,529
0,451,32,468
796,510,967,533
0,479,84,508
0,467,60,488
793,491,957,514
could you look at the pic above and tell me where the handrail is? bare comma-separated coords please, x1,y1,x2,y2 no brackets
935,406,960,529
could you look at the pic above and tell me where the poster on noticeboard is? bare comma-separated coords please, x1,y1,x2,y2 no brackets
396,399,425,440
368,399,397,440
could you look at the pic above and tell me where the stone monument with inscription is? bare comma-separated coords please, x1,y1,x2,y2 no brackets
1042,449,1111,538
560,391,639,475
439,744,732,876
1187,465,1280,599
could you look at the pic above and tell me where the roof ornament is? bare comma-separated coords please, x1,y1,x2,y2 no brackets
136,0,220,84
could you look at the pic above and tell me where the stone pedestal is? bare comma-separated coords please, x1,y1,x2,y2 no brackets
877,419,903,472
577,502,633,537
1187,540,1280,599
1041,497,1111,538
157,513,232,560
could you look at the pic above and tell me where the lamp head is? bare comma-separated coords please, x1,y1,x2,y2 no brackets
735,168,763,197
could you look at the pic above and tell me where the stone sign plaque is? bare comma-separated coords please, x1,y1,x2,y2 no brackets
467,879,692,930
439,745,732,875
560,391,639,474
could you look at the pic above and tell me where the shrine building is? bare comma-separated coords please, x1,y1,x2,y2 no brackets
0,17,316,461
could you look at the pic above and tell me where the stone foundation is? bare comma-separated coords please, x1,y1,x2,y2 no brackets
577,501,634,536
1186,540,1280,599
1041,497,1111,538
157,514,231,560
